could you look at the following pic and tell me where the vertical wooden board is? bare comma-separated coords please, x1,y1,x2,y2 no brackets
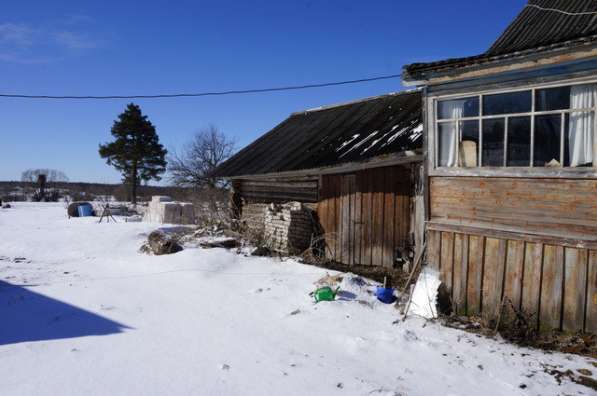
562,247,588,332
371,169,385,267
354,172,364,264
350,176,357,265
482,238,505,321
396,167,411,247
452,233,468,314
393,170,402,248
348,175,358,265
540,245,564,331
383,167,395,268
317,176,330,260
325,177,335,261
340,176,351,265
317,195,327,259
360,170,373,266
327,177,336,261
522,242,543,327
585,250,597,334
325,176,337,262
394,175,405,252
334,176,342,263
467,235,484,315
392,167,402,247
367,169,376,267
426,229,441,270
503,240,525,309
440,232,454,292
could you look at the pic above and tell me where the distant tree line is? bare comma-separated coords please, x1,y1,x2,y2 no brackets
0,180,192,203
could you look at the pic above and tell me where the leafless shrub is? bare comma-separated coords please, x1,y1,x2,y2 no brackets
496,298,538,341
191,188,231,229
300,233,335,264
236,211,267,248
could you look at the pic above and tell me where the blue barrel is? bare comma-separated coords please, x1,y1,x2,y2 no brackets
77,203,94,217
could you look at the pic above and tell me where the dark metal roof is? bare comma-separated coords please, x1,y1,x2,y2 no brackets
213,91,422,177
488,0,597,55
404,0,597,80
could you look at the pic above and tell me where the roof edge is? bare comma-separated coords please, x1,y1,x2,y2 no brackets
222,149,423,180
403,38,597,83
293,88,421,115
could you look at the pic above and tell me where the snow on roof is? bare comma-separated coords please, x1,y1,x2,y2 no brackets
214,90,422,177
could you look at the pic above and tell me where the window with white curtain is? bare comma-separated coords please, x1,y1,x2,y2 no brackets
435,83,597,168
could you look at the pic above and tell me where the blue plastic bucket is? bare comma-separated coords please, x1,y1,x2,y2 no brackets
77,203,94,217
375,287,396,304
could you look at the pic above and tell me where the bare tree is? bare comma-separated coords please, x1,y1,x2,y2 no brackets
21,169,69,183
20,169,69,202
168,125,235,189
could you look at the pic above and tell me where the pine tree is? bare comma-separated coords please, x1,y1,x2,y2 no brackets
99,103,167,204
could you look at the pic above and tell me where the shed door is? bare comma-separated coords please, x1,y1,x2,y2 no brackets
318,166,412,268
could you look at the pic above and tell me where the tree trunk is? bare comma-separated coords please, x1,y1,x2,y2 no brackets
131,163,138,205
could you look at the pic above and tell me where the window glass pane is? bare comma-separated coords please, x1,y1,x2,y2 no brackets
437,97,479,119
535,86,570,111
460,120,479,167
483,90,531,115
482,119,504,166
506,116,531,166
438,122,457,167
534,114,561,167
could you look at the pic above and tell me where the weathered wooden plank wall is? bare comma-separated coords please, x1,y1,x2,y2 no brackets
318,165,412,268
427,228,597,333
427,174,597,332
430,177,597,237
239,179,318,203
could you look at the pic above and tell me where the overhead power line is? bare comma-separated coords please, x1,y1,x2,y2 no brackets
526,4,597,16
0,73,402,100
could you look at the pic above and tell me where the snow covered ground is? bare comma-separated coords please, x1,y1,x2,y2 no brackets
0,203,594,396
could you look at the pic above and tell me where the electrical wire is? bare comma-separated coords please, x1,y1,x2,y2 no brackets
526,3,597,16
0,73,402,100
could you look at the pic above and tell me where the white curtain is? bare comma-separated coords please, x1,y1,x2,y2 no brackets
439,101,463,167
569,84,596,167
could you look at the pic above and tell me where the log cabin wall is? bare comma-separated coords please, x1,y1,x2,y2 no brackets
427,176,597,333
317,165,415,268
237,178,319,204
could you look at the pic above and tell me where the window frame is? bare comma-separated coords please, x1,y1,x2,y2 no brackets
430,77,597,177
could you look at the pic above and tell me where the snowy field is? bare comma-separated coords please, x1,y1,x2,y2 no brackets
0,203,594,396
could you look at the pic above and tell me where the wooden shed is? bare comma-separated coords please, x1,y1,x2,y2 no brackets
214,91,425,272
403,0,597,332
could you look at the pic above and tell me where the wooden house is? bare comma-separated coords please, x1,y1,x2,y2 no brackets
213,91,424,272
403,0,597,332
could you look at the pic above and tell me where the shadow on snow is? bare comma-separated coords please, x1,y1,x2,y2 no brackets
0,280,130,345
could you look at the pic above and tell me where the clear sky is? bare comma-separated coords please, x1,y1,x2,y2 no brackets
0,0,525,183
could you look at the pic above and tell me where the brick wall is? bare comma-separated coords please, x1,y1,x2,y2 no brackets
264,202,314,255
241,201,315,255
241,203,268,233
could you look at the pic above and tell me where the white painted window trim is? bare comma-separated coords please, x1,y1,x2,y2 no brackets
429,76,597,178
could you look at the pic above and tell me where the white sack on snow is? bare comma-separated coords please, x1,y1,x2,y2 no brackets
409,267,441,319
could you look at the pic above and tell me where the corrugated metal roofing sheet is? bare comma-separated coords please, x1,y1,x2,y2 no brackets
488,0,597,55
404,0,597,79
213,91,422,177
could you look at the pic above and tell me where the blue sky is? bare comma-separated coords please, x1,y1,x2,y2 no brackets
0,0,525,183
